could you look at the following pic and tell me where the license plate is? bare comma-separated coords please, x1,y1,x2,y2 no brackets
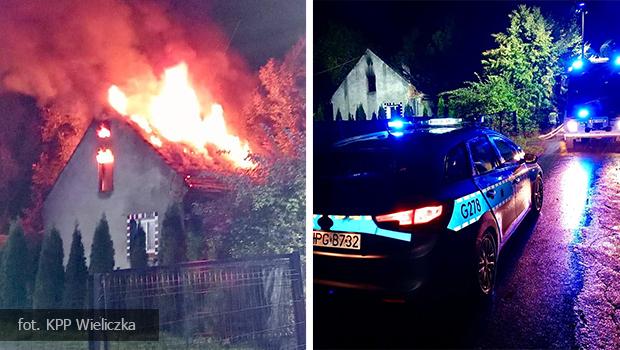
313,231,361,250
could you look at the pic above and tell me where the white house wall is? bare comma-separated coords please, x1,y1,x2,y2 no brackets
43,119,187,269
331,50,421,120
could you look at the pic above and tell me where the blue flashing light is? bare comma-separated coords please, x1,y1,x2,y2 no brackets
571,59,584,70
614,56,620,66
391,131,404,137
387,119,405,129
577,108,590,119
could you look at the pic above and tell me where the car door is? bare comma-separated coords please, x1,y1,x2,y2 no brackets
467,136,515,240
490,135,531,226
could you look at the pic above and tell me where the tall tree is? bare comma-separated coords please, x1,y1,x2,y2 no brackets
393,19,456,96
128,219,148,269
89,214,115,273
0,222,29,307
245,39,305,158
159,204,186,265
33,227,64,308
315,23,365,86
447,5,580,133
197,42,305,260
63,225,88,308
0,94,42,233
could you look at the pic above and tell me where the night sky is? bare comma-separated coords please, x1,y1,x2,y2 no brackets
171,0,306,69
314,1,620,106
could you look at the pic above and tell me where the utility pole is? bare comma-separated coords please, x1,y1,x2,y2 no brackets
577,2,587,58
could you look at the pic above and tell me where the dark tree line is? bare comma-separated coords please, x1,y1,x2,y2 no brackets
0,204,192,309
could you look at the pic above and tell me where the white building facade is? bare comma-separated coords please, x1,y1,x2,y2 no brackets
331,49,430,120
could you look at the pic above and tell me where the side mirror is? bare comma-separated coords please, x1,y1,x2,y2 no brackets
524,153,538,164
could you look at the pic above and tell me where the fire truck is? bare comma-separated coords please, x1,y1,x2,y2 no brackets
563,55,620,150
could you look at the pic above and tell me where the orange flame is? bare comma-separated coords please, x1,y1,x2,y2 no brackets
97,125,111,138
96,148,114,164
107,62,253,168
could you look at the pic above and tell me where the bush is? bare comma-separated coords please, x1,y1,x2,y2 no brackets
200,156,304,259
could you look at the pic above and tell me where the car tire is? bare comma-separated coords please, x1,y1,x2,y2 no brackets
531,175,543,215
565,138,574,151
472,229,498,298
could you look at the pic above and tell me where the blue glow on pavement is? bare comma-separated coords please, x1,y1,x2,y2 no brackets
560,159,593,230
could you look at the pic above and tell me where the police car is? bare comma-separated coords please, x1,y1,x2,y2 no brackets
313,118,543,299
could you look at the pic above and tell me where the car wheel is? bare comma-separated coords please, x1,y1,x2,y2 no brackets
475,230,498,296
531,175,543,214
565,138,574,151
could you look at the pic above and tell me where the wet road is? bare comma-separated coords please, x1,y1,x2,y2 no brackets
314,144,620,349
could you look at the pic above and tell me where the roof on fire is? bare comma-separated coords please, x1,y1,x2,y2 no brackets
46,117,227,201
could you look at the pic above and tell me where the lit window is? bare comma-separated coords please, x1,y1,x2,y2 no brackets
97,122,111,138
97,148,114,193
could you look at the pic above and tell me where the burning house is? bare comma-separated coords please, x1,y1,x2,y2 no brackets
43,62,252,269
43,119,221,269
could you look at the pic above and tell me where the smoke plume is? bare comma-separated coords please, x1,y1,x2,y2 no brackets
0,0,256,135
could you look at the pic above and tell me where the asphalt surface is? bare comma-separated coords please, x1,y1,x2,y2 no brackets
314,140,620,349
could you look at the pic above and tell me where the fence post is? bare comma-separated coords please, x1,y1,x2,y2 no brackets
88,275,96,350
88,274,101,350
289,251,305,348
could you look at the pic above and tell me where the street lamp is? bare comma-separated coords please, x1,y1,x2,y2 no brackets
576,2,587,58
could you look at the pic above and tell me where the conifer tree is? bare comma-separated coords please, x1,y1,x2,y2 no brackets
129,219,148,269
377,106,387,120
404,104,414,118
89,214,115,273
26,233,43,307
335,109,343,121
33,228,64,308
355,105,367,121
63,225,88,308
0,222,29,308
159,204,186,265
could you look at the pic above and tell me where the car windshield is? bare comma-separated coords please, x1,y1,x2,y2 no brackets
566,65,620,112
315,136,442,186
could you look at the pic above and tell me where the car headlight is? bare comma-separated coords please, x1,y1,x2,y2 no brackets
566,120,579,133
